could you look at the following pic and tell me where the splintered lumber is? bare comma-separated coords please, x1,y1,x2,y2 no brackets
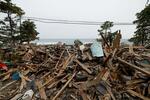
41,77,55,88
85,68,109,88
70,95,78,100
135,61,150,68
74,59,92,74
85,52,92,60
79,89,89,100
52,73,76,100
57,54,74,76
36,80,47,100
126,79,145,85
19,73,32,91
105,84,116,100
55,49,65,69
118,57,150,76
99,31,110,48
0,68,17,78
19,74,31,82
10,94,23,100
127,90,150,100
20,75,26,91
2,73,10,81
2,42,150,99
47,74,69,89
129,45,134,54
112,31,121,50
0,81,16,91
103,54,111,65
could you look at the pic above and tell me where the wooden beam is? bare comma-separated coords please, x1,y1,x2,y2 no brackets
118,57,150,76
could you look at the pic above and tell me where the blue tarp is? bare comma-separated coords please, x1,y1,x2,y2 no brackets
90,41,103,57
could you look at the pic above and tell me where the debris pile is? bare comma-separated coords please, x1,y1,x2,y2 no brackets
0,34,150,100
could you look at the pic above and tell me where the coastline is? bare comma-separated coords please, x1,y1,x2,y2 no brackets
31,38,132,45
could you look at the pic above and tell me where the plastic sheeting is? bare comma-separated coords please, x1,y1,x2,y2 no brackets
90,41,103,57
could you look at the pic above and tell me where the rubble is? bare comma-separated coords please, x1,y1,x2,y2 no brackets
0,35,150,100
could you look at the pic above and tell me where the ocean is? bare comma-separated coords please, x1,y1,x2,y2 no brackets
32,39,96,45
32,39,131,45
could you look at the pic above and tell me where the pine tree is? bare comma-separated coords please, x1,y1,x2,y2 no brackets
129,4,150,45
98,21,114,45
0,0,24,46
18,20,39,44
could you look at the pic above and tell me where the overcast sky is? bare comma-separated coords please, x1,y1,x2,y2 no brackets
13,0,146,39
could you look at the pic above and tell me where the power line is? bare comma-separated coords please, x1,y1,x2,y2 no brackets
29,19,105,26
22,16,134,26
23,16,104,23
31,19,134,26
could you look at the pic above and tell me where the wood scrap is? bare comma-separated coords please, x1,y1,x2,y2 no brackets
0,81,16,91
118,57,150,76
52,72,76,100
0,41,150,100
36,80,47,100
127,89,150,100
74,59,92,74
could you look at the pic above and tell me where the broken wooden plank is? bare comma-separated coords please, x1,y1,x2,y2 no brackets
70,94,78,100
20,76,26,91
127,90,150,100
79,89,89,100
85,68,109,88
118,57,150,76
126,79,145,85
0,68,17,78
112,30,121,50
47,74,69,89
98,30,110,48
85,52,92,60
135,61,150,68
129,45,134,54
36,80,47,100
19,73,31,82
105,84,116,100
41,77,55,89
10,94,23,100
74,59,92,74
55,49,65,69
57,54,74,76
0,81,16,91
52,72,76,100
2,73,10,81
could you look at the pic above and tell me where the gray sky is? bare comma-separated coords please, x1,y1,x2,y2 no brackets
13,0,146,39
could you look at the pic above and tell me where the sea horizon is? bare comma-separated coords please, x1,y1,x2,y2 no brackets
32,38,131,45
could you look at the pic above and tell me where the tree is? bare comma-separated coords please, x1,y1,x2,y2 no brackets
129,4,150,45
100,21,113,35
98,21,114,45
0,0,24,46
18,20,39,44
